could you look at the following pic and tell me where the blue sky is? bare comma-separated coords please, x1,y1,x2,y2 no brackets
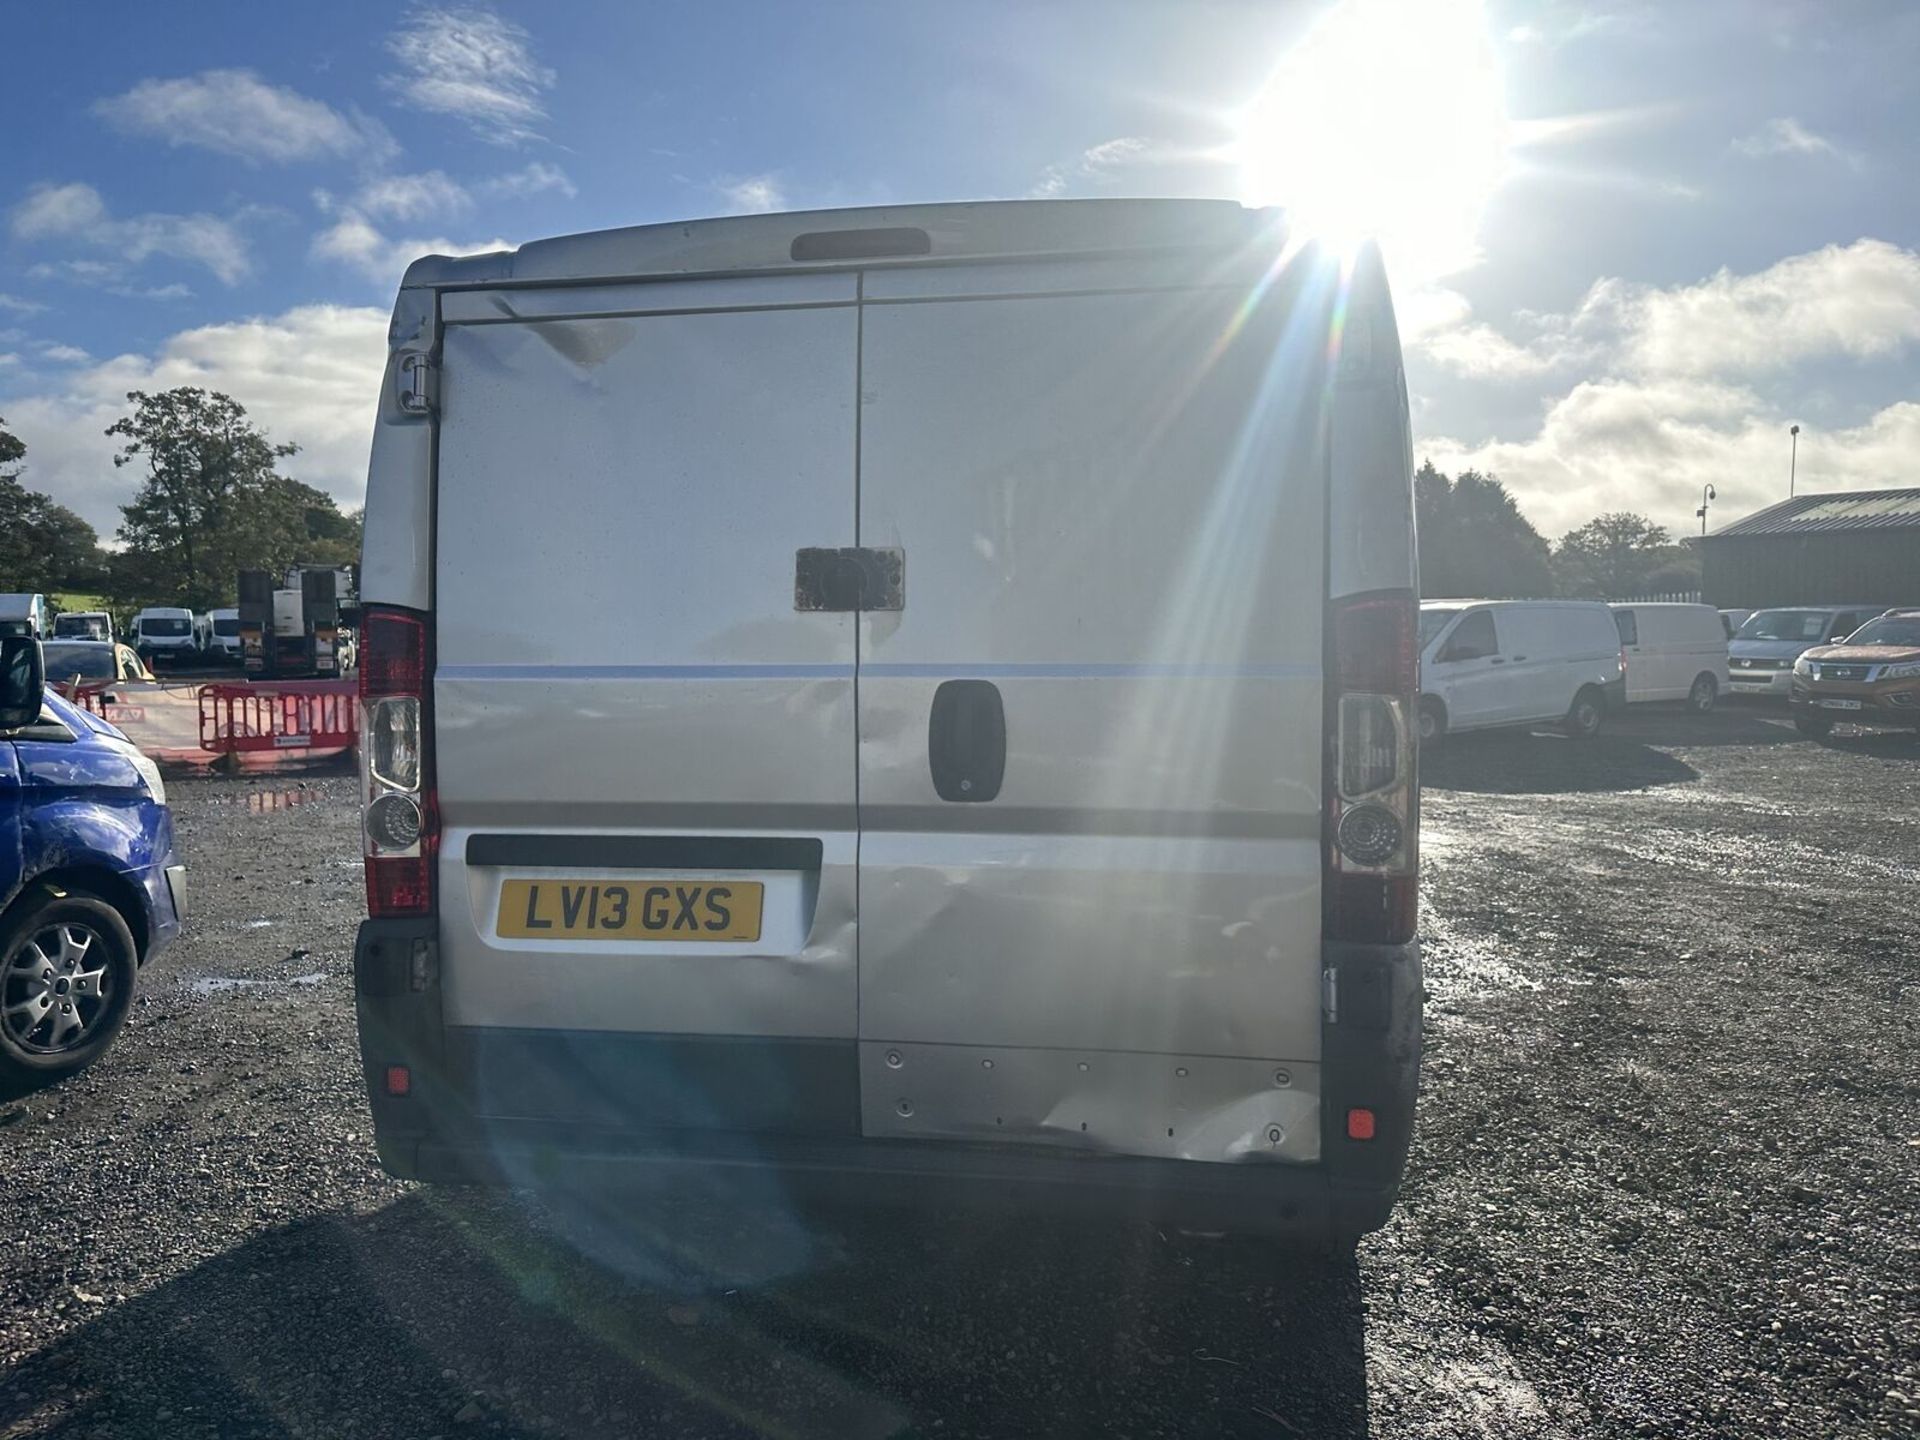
3,0,1916,542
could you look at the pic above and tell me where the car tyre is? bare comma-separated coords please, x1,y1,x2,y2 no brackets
1687,674,1718,713
0,891,139,1084
1794,712,1834,738
1562,686,1605,739
1417,697,1447,748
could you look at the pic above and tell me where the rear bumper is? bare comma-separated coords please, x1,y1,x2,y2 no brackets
354,919,1421,1239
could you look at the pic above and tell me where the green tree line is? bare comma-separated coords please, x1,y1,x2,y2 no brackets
0,388,360,617
1415,459,1701,601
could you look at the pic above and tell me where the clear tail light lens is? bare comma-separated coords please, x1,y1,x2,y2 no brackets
361,608,436,918
1326,591,1418,944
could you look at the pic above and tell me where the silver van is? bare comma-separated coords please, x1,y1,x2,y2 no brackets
1728,606,1882,697
353,201,1422,1242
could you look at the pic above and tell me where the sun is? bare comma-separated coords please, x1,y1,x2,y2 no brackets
1233,0,1511,288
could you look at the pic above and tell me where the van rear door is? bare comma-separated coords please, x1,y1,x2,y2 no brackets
431,275,863,1125
852,257,1331,1162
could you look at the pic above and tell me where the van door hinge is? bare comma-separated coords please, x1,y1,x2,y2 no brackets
397,354,437,415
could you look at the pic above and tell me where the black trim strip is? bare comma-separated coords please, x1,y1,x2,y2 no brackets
464,834,823,871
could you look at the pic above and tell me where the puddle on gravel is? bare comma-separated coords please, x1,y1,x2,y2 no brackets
184,972,326,998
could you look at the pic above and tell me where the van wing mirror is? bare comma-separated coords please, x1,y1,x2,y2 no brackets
0,635,46,729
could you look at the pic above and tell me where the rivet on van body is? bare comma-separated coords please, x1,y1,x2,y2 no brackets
1175,1066,1189,1078
884,1049,903,1069
896,1099,913,1117
1077,1061,1089,1072
981,1058,994,1069
1273,1068,1292,1088
1266,1125,1285,1145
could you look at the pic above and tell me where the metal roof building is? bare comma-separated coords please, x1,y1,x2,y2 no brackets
1699,487,1920,608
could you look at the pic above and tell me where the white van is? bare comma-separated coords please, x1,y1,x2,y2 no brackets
352,200,1423,1242
133,607,202,664
1610,603,1729,710
207,607,243,662
52,609,115,644
1417,600,1624,743
0,594,49,638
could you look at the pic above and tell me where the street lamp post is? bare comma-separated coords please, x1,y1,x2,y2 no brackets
1697,482,1716,536
1789,424,1800,497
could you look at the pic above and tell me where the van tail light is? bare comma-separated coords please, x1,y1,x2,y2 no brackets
361,607,437,918
1325,590,1418,944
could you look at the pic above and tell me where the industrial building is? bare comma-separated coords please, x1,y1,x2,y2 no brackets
1699,487,1920,609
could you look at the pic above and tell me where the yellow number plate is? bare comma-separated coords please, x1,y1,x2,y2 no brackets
496,879,764,942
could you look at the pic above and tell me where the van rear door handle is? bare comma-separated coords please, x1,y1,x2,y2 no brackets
1489,657,1506,665
928,679,1006,802
1511,654,1528,662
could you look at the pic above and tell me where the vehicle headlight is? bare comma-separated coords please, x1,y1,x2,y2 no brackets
1879,661,1920,680
1792,655,1815,676
126,748,166,805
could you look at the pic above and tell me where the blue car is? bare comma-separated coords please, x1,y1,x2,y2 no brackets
0,636,184,1084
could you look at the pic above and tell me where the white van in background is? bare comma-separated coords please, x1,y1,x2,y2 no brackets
208,607,243,663
52,610,115,644
0,594,49,638
1611,603,1729,710
133,607,203,665
1418,600,1624,744
351,200,1423,1244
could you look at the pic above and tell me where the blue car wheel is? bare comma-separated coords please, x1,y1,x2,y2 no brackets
0,891,139,1082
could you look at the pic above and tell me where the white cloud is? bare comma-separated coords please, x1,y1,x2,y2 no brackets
719,175,783,214
1030,135,1174,198
1415,239,1920,385
0,304,389,533
352,170,472,223
10,182,252,286
0,293,47,315
312,211,511,286
384,7,555,144
94,69,395,166
38,344,90,365
1599,239,1920,376
1732,117,1856,167
477,161,576,201
1423,382,1920,539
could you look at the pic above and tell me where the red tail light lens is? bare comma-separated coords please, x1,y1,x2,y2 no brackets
361,606,436,919
1326,589,1419,945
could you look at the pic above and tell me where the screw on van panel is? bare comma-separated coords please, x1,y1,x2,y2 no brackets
1273,1068,1292,1088
1266,1125,1285,1145
896,1099,913,1117
1175,1066,1189,1078
884,1049,903,1069
981,1057,994,1069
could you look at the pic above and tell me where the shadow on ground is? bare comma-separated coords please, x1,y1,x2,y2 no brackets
1422,728,1699,795
0,1187,1368,1439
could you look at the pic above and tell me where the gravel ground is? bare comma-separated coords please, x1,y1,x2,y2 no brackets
1,707,1915,1438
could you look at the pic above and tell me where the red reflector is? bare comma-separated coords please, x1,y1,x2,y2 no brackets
367,855,433,917
1332,592,1417,695
1346,1107,1377,1141
360,608,428,697
384,1065,412,1097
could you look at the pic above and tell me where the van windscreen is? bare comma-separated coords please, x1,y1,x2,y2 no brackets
141,617,191,637
213,617,241,637
1736,609,1832,641
1419,609,1461,646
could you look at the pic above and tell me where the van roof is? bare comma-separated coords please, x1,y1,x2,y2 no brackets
401,199,1280,290
1607,601,1716,610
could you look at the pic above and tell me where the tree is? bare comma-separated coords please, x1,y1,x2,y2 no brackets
1553,513,1679,598
1413,460,1553,598
0,415,109,595
107,388,321,610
